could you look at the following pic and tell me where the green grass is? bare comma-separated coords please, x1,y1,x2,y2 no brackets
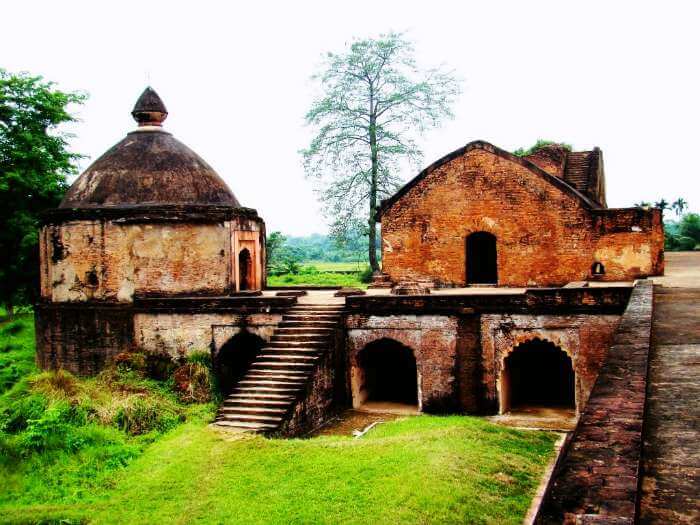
0,314,558,524
267,271,367,288
1,416,556,524
302,261,368,272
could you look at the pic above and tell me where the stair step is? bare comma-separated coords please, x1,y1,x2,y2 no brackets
258,354,319,361
234,383,304,395
283,315,340,322
272,334,329,342
279,321,338,328
217,413,283,423
258,349,322,357
274,328,334,336
250,360,314,371
266,341,326,348
224,398,291,406
246,372,308,380
227,392,295,400
214,420,278,430
220,405,287,414
238,378,304,388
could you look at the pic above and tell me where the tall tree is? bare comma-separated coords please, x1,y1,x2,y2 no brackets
0,70,85,316
302,33,461,272
671,197,688,217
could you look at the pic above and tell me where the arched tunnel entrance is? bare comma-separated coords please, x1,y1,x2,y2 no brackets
216,331,264,395
353,338,419,412
500,338,575,415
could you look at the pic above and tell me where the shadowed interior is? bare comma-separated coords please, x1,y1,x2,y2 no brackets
358,339,418,405
501,338,575,412
216,331,264,395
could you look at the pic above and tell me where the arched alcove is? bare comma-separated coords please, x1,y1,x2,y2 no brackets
466,231,497,285
354,338,419,410
500,338,575,414
216,331,264,395
238,248,252,291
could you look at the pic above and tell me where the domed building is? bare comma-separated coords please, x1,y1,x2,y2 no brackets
36,88,276,374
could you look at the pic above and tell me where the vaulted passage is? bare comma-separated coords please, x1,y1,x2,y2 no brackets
356,339,418,409
466,231,497,285
216,331,264,395
500,338,575,413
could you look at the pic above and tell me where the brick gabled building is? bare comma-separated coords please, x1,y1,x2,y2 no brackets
377,140,664,287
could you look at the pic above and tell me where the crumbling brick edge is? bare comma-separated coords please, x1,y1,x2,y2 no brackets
535,280,654,524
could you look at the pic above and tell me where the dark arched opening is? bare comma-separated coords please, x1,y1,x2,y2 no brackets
501,338,575,413
239,248,252,291
356,339,418,409
466,232,497,285
216,331,264,395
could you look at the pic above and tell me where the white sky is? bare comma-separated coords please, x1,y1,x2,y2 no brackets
4,1,699,235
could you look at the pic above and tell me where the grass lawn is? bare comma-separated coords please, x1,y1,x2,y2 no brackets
267,271,367,288
0,314,558,524
2,416,556,525
302,261,369,272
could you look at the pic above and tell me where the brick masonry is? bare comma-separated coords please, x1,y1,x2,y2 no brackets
379,143,663,287
536,280,654,523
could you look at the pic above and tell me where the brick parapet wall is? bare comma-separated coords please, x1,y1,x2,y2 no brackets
536,280,654,524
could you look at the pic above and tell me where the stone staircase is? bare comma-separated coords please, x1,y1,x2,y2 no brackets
214,303,344,433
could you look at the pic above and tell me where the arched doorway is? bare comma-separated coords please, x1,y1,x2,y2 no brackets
216,331,264,395
238,248,252,291
354,339,419,411
466,232,497,285
500,338,575,414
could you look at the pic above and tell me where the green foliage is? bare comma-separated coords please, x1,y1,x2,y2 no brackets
265,231,287,271
0,314,215,507
665,213,700,251
0,69,86,315
512,139,572,157
302,33,460,270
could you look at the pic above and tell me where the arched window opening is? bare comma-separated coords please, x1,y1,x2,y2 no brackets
355,338,418,410
216,331,264,395
500,338,575,414
239,248,252,291
591,261,605,276
466,232,498,285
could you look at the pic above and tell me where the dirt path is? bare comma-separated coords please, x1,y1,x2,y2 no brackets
640,253,700,524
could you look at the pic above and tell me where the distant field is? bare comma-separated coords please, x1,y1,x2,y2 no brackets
302,261,369,272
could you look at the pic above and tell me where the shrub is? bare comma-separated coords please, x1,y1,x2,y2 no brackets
1,320,24,336
112,396,183,436
172,362,213,403
359,266,374,283
114,352,147,374
31,370,80,399
144,351,178,380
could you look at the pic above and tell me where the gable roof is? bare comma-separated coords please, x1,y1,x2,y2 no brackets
377,140,600,219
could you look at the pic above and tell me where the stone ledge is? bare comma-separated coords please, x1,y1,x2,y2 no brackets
536,280,653,524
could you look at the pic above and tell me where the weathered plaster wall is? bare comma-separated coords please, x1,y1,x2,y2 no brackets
134,312,282,358
380,147,663,286
41,215,267,302
480,313,620,414
44,220,230,301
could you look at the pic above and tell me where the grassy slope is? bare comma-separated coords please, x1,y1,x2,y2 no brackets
0,315,558,525
3,416,556,525
267,272,366,287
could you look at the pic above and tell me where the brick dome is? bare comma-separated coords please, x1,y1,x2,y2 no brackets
59,88,239,209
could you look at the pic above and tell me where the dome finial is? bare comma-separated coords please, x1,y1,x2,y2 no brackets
132,87,168,127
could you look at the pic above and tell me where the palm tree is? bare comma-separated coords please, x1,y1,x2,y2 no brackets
654,199,669,212
672,198,688,217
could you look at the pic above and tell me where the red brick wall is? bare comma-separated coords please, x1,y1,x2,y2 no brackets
380,145,663,286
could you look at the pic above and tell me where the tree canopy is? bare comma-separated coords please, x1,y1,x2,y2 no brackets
302,33,461,271
512,139,572,157
0,69,85,315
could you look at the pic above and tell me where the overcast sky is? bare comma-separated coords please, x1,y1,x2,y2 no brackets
4,1,699,235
